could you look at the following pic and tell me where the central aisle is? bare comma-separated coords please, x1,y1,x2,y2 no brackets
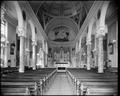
44,72,74,95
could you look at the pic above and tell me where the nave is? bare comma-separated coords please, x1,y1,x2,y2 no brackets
44,72,73,95
1,67,118,95
1,1,118,95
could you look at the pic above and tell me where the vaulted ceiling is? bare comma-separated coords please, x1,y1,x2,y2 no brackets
28,1,94,44
3,1,118,46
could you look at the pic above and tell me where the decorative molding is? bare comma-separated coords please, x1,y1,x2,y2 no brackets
32,41,37,46
96,25,108,38
16,26,25,37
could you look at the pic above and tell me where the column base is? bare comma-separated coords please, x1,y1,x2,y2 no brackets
33,67,36,70
19,70,24,73
19,69,24,73
98,69,104,73
87,68,91,70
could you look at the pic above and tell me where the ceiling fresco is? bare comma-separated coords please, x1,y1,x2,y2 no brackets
48,26,75,42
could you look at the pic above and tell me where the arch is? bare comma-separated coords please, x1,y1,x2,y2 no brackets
99,1,110,27
86,17,96,43
28,20,36,41
12,1,24,29
45,17,79,35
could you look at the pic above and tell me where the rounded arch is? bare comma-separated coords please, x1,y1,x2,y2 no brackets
86,17,96,42
99,1,110,26
12,1,24,29
27,20,36,41
45,17,79,36
92,19,97,35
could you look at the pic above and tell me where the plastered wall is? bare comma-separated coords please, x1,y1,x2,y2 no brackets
7,18,17,67
107,19,118,67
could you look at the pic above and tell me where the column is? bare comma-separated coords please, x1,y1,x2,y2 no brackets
25,48,30,67
17,27,25,73
39,48,42,67
79,38,82,68
96,26,106,73
86,41,91,70
4,41,9,67
98,36,104,73
42,49,44,68
32,41,36,70
94,36,98,68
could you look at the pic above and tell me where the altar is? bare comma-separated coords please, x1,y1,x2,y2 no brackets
53,47,70,67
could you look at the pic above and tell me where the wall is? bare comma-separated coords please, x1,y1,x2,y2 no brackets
107,19,118,67
6,17,17,67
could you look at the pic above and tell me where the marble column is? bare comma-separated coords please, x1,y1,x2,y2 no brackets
4,41,9,67
86,42,91,70
17,27,25,73
26,48,30,67
94,36,98,68
96,27,106,73
97,35,104,73
32,41,36,70
42,49,44,68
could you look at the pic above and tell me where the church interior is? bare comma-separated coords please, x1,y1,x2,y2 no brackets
1,1,118,95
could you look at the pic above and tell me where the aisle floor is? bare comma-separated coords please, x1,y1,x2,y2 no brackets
44,72,74,95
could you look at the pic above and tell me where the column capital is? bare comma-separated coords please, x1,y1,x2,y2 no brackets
25,48,30,55
16,26,25,37
86,40,91,45
92,48,96,52
96,25,108,38
32,41,37,46
4,40,10,47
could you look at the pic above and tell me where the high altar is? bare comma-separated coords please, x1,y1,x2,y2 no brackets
54,47,70,64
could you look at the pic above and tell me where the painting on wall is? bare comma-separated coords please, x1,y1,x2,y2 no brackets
48,26,75,42
10,43,15,55
109,43,114,54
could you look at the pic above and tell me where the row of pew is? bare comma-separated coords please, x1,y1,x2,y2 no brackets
1,68,57,95
66,68,118,95
1,67,18,75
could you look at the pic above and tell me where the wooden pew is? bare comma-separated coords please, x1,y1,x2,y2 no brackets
1,81,38,95
1,67,18,75
66,68,118,95
1,87,30,95
79,81,117,95
1,68,57,95
86,87,118,95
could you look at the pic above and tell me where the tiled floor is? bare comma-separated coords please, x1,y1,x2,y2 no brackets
44,72,74,95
